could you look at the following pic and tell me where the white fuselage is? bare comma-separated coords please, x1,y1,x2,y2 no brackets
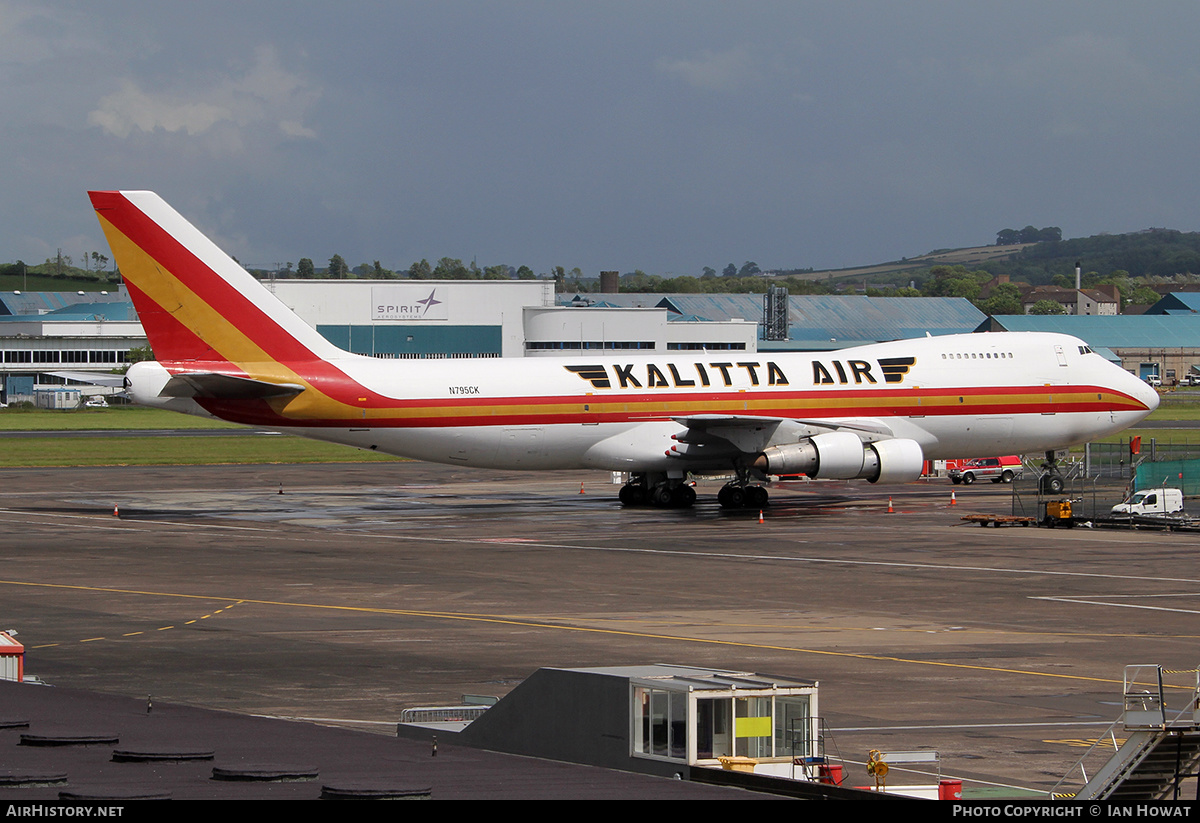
128,331,1158,474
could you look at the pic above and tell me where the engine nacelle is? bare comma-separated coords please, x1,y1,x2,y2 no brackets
754,434,924,483
752,431,862,478
861,438,924,484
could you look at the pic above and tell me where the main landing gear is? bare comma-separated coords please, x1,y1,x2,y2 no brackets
619,474,697,508
716,483,769,510
618,471,771,510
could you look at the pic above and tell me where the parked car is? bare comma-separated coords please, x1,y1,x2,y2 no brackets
1145,374,1162,387
948,457,1023,485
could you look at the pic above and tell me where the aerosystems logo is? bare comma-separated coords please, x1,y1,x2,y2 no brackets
372,286,448,321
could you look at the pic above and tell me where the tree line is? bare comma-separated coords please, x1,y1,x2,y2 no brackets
996,226,1062,245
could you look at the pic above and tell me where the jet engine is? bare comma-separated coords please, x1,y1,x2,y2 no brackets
752,432,924,483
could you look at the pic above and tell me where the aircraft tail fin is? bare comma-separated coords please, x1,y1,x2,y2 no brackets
89,190,345,368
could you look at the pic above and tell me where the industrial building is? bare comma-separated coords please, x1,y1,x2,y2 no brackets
0,288,142,404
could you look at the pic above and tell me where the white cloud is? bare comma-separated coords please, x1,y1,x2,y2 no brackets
657,45,758,92
88,46,319,148
88,82,230,138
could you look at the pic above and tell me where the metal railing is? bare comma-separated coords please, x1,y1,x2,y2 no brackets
1050,664,1200,799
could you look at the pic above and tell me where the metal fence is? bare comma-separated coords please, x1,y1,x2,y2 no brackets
1005,440,1200,520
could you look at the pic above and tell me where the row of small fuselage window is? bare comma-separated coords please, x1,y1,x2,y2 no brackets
941,352,1013,360
940,345,1093,361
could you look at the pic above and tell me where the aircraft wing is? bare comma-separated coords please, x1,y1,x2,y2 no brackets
669,414,896,456
158,373,306,400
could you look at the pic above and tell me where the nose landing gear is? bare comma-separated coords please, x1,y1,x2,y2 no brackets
1039,450,1065,494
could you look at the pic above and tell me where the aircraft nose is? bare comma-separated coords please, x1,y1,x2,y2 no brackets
1128,370,1160,414
1142,379,1161,412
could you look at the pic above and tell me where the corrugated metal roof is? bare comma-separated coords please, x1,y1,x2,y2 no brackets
555,293,985,342
664,294,985,341
0,291,127,317
0,300,137,323
984,314,1200,348
557,293,668,309
657,294,762,320
1145,292,1200,315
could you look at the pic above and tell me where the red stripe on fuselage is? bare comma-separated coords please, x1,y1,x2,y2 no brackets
194,383,1145,429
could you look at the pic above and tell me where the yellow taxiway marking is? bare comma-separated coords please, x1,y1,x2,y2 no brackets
1045,737,1125,749
23,599,240,648
0,578,1158,690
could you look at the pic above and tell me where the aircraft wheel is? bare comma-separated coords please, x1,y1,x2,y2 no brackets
650,485,674,508
747,485,769,508
671,485,696,508
1041,474,1064,494
619,484,646,507
718,485,745,509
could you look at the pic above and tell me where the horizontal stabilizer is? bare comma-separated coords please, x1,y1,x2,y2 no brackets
46,371,127,388
159,373,305,400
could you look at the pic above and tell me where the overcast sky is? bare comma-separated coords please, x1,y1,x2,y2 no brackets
2,1,1198,277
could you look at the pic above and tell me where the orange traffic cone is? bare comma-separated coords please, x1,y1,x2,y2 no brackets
112,504,119,517
887,497,894,513
579,482,585,494
950,491,957,506
758,510,764,524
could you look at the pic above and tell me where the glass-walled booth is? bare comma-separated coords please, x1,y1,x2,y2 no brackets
629,667,820,774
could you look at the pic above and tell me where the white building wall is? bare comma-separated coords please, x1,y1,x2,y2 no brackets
268,279,555,357
522,306,757,356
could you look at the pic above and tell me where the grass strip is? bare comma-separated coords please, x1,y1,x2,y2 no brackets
0,407,241,431
0,435,404,467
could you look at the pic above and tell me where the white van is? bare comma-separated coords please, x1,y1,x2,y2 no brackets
1111,488,1183,517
